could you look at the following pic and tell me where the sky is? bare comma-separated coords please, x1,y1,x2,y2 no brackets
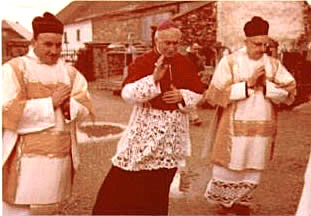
1,0,75,32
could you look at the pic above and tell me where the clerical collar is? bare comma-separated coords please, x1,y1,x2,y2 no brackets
25,46,43,64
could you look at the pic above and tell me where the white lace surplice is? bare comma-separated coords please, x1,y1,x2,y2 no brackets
112,75,201,171
205,164,260,208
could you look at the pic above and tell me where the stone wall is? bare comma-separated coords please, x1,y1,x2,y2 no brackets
173,2,217,48
92,4,178,43
303,1,311,42
90,4,180,80
93,17,141,43
217,1,305,51
107,52,126,77
84,43,109,80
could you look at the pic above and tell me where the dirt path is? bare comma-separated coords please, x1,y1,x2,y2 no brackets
33,90,310,215
169,110,310,215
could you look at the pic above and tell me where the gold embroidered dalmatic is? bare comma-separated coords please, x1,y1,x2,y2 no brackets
202,48,296,170
2,48,95,204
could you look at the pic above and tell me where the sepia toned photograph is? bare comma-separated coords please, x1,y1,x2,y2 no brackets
2,0,311,215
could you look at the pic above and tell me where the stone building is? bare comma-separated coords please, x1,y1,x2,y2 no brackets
57,1,207,50
58,1,311,51
56,1,208,80
56,1,311,82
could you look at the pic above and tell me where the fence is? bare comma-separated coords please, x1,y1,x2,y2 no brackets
61,49,78,65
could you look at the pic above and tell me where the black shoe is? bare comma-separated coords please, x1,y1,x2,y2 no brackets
215,205,234,215
232,204,252,215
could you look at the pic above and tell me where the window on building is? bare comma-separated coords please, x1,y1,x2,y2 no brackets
64,32,68,44
76,29,80,41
